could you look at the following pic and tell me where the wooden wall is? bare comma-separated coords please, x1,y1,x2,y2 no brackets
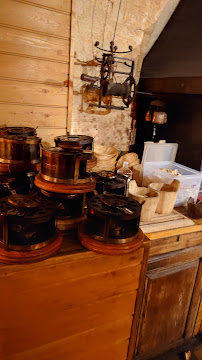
141,0,202,78
134,92,202,171
0,0,72,146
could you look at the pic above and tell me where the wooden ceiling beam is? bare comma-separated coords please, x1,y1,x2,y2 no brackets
139,77,202,95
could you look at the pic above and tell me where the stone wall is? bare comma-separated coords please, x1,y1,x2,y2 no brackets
70,0,180,150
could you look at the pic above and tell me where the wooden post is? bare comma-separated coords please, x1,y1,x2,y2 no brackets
127,237,150,360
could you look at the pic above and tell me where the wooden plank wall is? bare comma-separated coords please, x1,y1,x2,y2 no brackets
0,0,71,146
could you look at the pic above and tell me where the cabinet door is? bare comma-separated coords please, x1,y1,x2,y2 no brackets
186,260,202,338
136,260,199,358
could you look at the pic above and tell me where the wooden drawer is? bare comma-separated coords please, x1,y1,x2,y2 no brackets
150,230,202,257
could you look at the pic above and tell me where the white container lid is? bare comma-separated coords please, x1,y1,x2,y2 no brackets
142,143,178,164
140,143,178,185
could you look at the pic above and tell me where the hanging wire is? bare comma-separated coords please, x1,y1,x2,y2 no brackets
92,0,124,54
91,0,97,55
102,0,110,49
112,0,122,42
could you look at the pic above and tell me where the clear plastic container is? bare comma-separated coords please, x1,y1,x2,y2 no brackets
163,163,201,206
117,161,132,196
141,143,202,206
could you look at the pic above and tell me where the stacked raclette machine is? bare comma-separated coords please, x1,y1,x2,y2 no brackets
35,135,96,231
0,127,62,264
0,128,144,263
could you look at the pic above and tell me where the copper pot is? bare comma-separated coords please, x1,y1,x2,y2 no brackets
0,135,41,164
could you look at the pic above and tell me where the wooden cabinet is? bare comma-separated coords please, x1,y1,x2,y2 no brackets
0,235,149,360
136,258,198,358
134,243,202,360
194,296,202,335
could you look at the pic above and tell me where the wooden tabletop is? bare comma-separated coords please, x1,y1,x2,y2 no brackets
145,207,202,241
0,208,201,269
0,230,86,272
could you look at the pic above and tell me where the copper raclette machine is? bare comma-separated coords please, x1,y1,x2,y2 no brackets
0,128,143,261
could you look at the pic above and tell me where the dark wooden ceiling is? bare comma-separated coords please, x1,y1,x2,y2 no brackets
141,0,202,78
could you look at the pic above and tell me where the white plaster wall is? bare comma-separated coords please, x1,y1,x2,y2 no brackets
70,0,180,150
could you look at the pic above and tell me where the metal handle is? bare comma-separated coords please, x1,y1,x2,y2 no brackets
116,206,133,215
81,74,99,83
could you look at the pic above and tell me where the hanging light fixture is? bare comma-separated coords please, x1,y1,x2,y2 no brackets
145,100,167,142
145,100,167,123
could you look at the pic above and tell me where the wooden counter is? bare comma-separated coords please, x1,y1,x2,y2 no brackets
1,210,201,360
0,232,149,360
133,211,202,360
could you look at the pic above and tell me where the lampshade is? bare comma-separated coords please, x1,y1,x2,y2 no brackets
152,111,167,124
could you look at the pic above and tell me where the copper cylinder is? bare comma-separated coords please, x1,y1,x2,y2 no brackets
0,135,41,164
41,147,93,184
0,194,56,251
85,194,142,244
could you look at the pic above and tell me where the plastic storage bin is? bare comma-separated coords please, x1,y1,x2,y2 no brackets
141,143,202,206
166,163,201,206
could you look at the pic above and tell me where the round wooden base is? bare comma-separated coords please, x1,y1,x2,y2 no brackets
0,161,41,173
0,231,62,264
56,214,87,231
78,223,144,255
35,173,96,194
